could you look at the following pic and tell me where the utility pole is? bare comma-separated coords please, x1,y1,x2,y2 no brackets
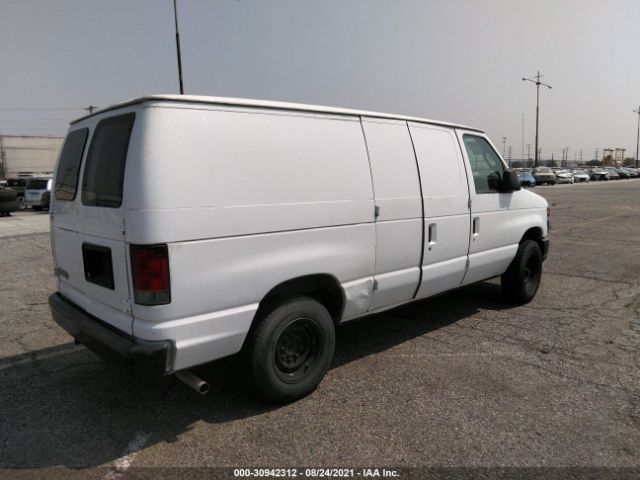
595,149,599,162
522,71,552,167
527,144,531,162
502,137,507,158
521,114,525,165
580,150,583,165
634,105,640,168
507,146,512,166
173,0,185,94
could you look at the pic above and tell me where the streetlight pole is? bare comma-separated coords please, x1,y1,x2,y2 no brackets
173,0,185,95
502,137,507,158
522,71,552,167
634,105,640,169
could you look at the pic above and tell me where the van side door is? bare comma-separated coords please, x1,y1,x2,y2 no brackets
456,131,519,284
408,123,471,298
361,118,422,311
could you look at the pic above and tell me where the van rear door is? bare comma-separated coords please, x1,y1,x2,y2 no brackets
51,112,136,335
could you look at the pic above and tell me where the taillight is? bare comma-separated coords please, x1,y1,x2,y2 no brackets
130,244,171,305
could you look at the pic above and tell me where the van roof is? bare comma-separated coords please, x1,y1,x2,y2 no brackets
70,94,484,132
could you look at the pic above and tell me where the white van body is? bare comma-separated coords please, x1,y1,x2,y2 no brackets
49,95,548,399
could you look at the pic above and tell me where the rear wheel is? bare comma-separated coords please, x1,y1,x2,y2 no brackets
242,296,335,403
16,197,26,210
501,240,543,304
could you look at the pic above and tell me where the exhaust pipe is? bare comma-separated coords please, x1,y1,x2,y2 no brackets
175,370,209,395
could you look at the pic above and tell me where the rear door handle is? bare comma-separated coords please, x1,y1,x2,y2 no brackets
472,217,480,236
428,223,437,246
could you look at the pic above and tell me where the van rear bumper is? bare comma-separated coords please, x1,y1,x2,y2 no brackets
48,293,173,376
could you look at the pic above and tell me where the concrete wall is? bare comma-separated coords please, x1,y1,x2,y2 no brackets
0,135,64,178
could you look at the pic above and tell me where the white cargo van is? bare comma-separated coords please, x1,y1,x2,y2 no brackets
49,95,549,402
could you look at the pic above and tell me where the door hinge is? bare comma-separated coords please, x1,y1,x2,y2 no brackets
374,205,380,218
373,279,379,291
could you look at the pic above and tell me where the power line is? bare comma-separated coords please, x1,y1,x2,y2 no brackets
0,107,84,112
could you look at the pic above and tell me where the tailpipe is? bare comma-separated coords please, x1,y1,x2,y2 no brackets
175,370,209,395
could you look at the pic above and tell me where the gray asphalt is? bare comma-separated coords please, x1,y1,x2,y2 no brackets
1,181,639,479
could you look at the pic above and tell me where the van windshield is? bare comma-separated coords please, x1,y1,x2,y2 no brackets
81,113,135,208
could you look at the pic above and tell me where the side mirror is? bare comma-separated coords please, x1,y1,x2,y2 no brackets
499,169,521,193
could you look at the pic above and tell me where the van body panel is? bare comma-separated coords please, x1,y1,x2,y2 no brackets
134,303,259,371
132,224,376,325
368,218,422,310
361,118,423,310
408,123,471,299
123,201,373,244
124,106,373,241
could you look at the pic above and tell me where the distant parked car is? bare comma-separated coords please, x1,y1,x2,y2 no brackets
623,168,638,178
532,166,556,185
555,170,574,184
605,168,620,180
572,170,590,182
5,178,27,210
614,168,630,179
0,186,18,217
589,168,609,181
517,169,536,187
24,177,52,210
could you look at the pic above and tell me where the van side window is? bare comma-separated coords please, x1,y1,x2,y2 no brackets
82,113,135,208
54,128,89,201
462,135,505,194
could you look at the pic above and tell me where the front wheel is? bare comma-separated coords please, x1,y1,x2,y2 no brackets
242,296,335,403
16,197,26,210
501,240,543,304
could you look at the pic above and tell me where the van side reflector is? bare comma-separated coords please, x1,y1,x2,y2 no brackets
130,244,171,305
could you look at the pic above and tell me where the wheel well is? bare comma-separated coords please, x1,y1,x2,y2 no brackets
253,274,345,325
521,227,544,251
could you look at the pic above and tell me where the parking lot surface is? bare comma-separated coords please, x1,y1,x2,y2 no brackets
1,181,639,479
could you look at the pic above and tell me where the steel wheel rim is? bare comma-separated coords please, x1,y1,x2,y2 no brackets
274,317,322,383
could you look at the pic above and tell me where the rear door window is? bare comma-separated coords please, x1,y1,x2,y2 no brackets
81,113,135,208
54,128,89,200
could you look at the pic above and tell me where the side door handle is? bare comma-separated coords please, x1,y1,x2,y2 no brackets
472,217,480,236
428,223,437,249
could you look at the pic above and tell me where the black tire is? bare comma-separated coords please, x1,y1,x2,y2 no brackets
32,206,42,211
501,240,543,304
16,196,26,210
242,296,335,403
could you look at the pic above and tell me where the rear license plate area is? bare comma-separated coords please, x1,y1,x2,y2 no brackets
82,243,115,290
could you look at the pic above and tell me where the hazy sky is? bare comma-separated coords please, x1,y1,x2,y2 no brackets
2,0,640,161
